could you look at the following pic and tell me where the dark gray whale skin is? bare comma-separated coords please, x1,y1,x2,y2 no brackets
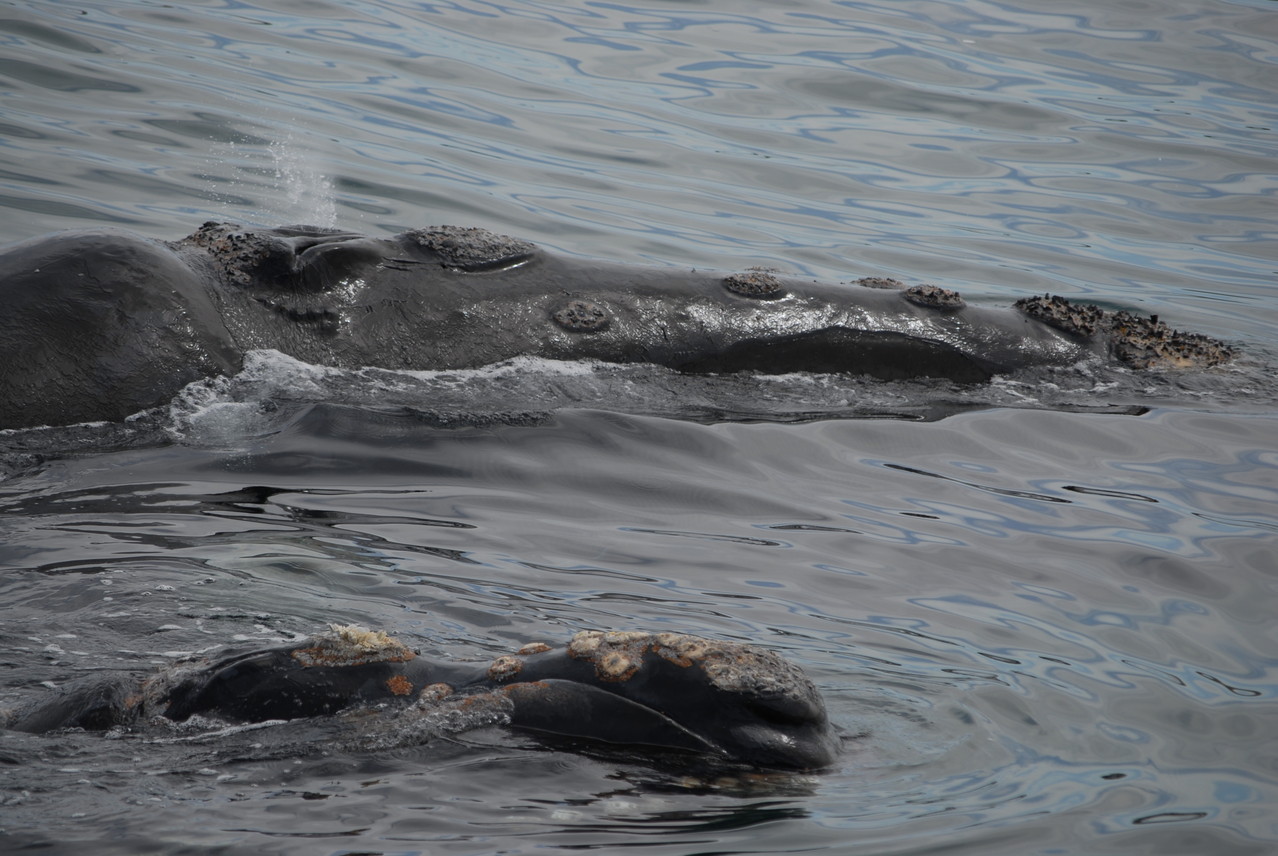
0,222,1218,430
4,628,840,771
1,228,241,430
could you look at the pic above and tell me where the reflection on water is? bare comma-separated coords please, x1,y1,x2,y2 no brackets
3,407,1277,853
3,0,1277,853
1,1,1275,343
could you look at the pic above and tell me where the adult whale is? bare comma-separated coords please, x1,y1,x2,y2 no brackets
4,626,840,771
0,222,1232,430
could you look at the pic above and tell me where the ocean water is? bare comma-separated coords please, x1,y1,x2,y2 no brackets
1,1,1276,854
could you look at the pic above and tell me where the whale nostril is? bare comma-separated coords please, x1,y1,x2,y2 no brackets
297,238,388,268
280,237,395,292
271,225,362,240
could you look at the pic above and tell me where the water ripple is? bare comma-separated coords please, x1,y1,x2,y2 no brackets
4,1,1278,851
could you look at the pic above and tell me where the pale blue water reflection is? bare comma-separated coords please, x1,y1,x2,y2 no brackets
3,0,1278,853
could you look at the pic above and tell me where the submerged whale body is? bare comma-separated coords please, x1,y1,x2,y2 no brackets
0,222,1234,430
4,627,840,770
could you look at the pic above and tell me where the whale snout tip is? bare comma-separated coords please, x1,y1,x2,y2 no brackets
726,717,841,771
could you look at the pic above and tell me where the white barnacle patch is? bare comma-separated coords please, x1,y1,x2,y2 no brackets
568,630,816,696
596,649,640,682
601,630,651,645
290,624,417,667
418,682,453,704
572,630,652,682
568,630,604,659
330,624,401,652
488,654,524,682
654,632,712,667
516,642,551,655
699,646,814,701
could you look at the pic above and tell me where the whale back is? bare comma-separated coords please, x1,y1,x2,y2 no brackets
0,229,240,429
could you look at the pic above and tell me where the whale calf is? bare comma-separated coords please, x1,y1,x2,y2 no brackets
0,222,1233,430
3,626,840,770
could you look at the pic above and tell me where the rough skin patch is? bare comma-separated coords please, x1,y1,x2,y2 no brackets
488,655,524,682
855,276,905,290
386,675,414,696
175,221,362,300
1015,294,1234,368
904,284,965,310
566,630,822,705
652,632,712,667
410,688,515,734
724,268,786,300
1014,294,1105,337
697,645,815,699
517,642,551,655
290,624,417,667
407,225,536,272
1109,310,1235,369
552,299,610,332
178,221,292,287
419,683,453,703
568,630,603,659
596,650,640,682
568,629,648,660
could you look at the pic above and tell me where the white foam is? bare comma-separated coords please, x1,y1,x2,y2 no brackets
156,339,1247,437
150,718,290,743
382,354,612,382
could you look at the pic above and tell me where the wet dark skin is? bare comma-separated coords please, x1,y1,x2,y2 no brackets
4,629,841,771
0,222,1231,430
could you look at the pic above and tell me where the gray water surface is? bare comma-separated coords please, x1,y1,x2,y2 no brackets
2,1,1276,854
